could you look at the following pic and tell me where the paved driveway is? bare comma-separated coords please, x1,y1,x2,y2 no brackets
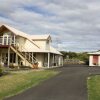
5,64,100,100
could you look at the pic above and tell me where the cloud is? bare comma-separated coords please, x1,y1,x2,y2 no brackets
0,0,100,52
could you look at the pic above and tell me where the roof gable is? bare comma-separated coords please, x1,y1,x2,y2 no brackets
0,24,62,55
0,24,40,48
0,24,29,38
31,34,51,41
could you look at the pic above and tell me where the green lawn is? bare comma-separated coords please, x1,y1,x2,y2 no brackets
87,75,100,100
0,70,58,100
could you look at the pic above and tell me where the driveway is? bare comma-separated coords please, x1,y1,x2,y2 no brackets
5,64,100,100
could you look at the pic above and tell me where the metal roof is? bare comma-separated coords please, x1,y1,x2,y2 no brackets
30,35,51,40
0,24,62,55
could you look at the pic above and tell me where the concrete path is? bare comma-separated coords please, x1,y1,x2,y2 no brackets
5,65,100,100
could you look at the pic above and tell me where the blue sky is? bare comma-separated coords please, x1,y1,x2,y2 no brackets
0,0,100,52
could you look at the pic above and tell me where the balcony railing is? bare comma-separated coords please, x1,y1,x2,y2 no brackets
0,36,15,46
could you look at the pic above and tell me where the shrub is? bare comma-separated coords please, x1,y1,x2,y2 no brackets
9,63,14,68
85,60,89,65
0,65,6,76
0,68,3,76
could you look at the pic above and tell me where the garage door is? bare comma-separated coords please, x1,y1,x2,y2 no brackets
93,55,98,65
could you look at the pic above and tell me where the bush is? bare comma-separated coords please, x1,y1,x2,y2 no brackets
0,68,3,76
85,60,89,65
0,65,7,76
9,63,15,69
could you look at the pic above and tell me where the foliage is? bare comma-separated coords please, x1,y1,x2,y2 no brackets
61,51,89,64
0,66,5,76
0,68,3,76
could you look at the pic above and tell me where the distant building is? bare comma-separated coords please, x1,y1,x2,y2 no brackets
88,51,100,66
0,24,63,68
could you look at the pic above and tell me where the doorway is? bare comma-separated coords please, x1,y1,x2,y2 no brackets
93,55,99,65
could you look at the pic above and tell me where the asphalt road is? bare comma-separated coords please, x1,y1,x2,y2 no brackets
5,64,100,100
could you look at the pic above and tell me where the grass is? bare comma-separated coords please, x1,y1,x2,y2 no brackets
87,75,100,100
0,69,58,100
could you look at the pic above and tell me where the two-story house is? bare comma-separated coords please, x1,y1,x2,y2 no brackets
30,35,63,67
0,24,63,68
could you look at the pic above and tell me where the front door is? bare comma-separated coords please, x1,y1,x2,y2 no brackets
93,55,99,65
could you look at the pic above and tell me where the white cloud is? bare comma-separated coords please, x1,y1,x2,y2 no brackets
0,0,100,52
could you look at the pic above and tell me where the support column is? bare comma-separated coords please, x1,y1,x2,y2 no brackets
48,53,50,68
89,55,93,66
0,52,2,65
59,56,61,66
16,53,18,66
61,56,63,66
14,35,15,46
55,55,57,66
99,56,100,66
25,52,26,66
29,52,30,60
53,54,54,66
32,52,33,63
8,47,10,67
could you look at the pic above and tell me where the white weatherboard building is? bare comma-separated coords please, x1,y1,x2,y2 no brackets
0,24,63,68
89,51,100,66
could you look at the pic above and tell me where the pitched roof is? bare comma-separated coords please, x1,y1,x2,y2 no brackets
1,24,29,38
88,51,100,55
0,24,40,48
50,46,63,55
0,24,62,55
31,34,51,40
22,45,62,55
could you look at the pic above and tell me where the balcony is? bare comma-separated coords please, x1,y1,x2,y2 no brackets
0,35,15,47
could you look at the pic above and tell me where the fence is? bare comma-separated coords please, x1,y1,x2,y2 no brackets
64,59,85,64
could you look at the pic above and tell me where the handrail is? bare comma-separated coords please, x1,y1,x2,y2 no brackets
10,45,33,67
10,39,38,64
21,46,38,62
12,44,38,64
11,45,33,64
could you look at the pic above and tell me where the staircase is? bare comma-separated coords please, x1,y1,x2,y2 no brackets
10,45,38,68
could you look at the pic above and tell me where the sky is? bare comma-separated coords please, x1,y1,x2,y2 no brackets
0,0,100,52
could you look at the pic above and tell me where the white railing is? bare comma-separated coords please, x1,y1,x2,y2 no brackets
11,45,38,65
21,46,38,63
0,36,16,46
